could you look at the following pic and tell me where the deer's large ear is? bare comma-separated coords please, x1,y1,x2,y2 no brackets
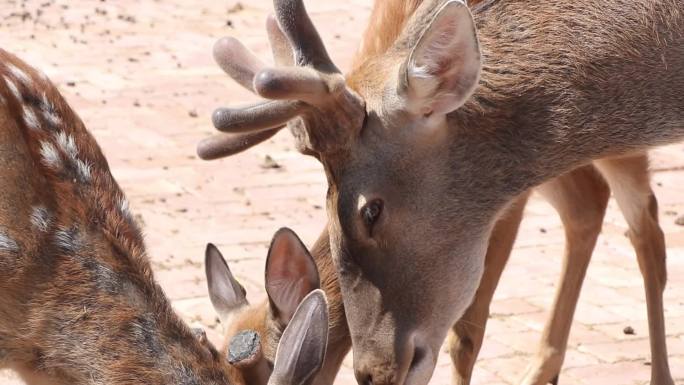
400,0,481,116
265,228,320,327
205,243,248,324
268,289,329,385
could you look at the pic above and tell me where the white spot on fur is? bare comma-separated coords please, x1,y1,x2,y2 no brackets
39,141,61,169
120,196,132,217
54,230,73,250
55,131,78,159
51,131,91,181
41,92,62,127
0,231,19,253
30,206,51,232
54,226,80,252
3,75,21,100
6,63,31,85
22,105,40,131
75,159,92,181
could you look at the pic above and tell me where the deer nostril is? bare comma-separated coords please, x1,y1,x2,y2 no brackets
355,370,374,385
409,344,426,372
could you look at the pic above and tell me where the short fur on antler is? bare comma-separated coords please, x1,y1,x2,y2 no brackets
198,0,365,159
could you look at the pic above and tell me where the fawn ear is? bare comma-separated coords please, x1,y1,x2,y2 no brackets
265,228,320,327
205,243,248,323
400,0,481,117
268,289,329,385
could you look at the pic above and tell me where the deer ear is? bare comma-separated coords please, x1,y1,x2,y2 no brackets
205,243,248,324
265,228,320,327
400,0,481,116
268,289,329,385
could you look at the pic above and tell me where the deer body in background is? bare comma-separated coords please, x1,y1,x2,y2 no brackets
202,0,683,384
0,49,239,385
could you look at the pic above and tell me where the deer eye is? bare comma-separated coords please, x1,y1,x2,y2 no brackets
360,199,384,235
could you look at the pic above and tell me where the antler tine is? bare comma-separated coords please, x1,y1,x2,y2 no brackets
203,0,366,159
272,0,338,72
266,15,294,66
253,66,332,105
212,100,306,133
196,128,281,160
213,37,266,92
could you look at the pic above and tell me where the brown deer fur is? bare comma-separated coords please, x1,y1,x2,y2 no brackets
354,0,425,68
0,49,237,385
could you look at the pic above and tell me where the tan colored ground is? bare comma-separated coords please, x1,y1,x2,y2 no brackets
1,1,683,384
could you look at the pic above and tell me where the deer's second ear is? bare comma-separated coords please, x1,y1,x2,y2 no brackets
268,290,329,385
399,0,481,117
265,228,320,327
205,243,249,323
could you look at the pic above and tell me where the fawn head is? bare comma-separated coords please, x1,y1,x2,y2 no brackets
200,1,499,384
205,228,320,385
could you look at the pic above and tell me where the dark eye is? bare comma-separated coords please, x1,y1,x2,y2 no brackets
361,199,383,234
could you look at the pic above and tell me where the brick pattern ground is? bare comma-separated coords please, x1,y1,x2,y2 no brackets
1,1,683,384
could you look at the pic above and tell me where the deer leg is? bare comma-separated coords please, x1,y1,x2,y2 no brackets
519,165,610,385
594,154,674,385
449,192,529,385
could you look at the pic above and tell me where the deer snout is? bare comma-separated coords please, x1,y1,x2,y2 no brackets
355,361,401,385
353,332,433,385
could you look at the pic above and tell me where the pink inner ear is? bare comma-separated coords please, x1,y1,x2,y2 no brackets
267,277,311,316
405,1,481,116
266,229,320,323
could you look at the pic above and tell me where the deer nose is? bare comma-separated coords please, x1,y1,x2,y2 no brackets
354,334,433,385
353,339,418,385
355,366,398,385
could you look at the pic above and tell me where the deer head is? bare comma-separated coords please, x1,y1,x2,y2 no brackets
205,228,322,385
200,0,529,384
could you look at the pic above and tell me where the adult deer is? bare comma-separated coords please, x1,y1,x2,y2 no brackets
201,0,683,384
204,228,349,385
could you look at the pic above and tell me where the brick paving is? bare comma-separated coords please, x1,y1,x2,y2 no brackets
1,1,683,384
